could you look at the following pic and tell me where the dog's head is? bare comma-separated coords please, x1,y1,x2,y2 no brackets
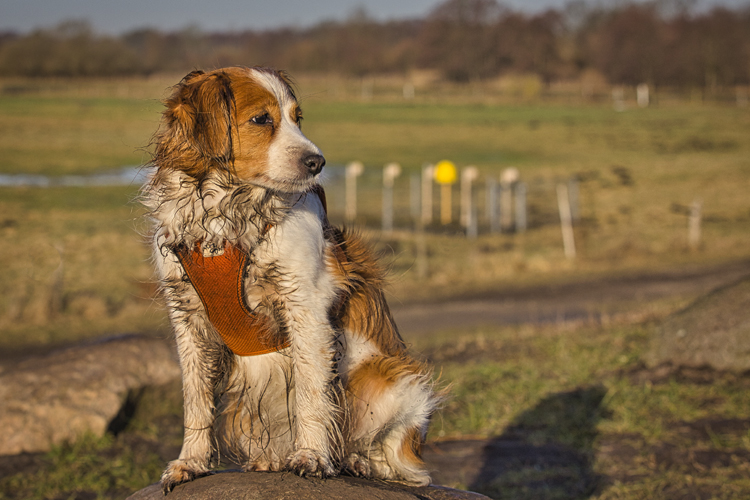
156,66,324,192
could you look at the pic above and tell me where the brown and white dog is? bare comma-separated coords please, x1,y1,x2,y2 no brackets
143,66,439,493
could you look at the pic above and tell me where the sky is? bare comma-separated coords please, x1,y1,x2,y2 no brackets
1,0,749,35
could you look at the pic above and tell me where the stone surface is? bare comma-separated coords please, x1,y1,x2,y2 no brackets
0,335,180,455
645,277,750,372
126,471,490,500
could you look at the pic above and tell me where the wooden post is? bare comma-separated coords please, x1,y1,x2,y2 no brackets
410,174,420,229
487,177,499,234
637,83,649,108
557,183,576,259
515,181,527,233
568,177,580,223
382,163,401,234
421,164,434,226
500,168,519,232
441,184,452,225
345,161,364,223
461,166,479,238
434,160,458,226
403,82,415,100
688,199,702,250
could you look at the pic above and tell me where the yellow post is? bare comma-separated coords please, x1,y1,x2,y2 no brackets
441,183,452,225
434,160,457,226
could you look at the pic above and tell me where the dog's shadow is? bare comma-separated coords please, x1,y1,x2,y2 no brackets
425,385,607,499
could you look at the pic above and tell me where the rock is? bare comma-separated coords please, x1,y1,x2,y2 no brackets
645,277,750,372
0,335,180,456
126,471,490,500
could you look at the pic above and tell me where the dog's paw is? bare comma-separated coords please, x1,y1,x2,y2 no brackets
285,448,336,478
160,459,210,494
344,452,371,478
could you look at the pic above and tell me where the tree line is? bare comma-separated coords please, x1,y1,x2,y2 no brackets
1,0,749,88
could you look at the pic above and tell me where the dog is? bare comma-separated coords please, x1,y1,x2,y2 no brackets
142,66,440,493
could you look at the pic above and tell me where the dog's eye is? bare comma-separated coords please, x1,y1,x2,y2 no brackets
251,113,272,125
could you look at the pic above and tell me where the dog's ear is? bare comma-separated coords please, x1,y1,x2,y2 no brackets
163,70,236,168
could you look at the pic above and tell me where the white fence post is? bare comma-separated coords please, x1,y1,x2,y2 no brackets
403,82,415,100
345,161,364,223
557,183,576,259
568,177,580,223
515,181,527,233
410,174,421,229
487,177,499,233
461,166,479,238
500,168,519,232
421,163,434,226
688,199,702,250
637,83,649,108
382,162,401,234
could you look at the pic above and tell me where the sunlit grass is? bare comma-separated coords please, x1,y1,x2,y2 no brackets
1,77,748,351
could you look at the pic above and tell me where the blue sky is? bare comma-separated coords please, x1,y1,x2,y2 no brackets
1,0,748,34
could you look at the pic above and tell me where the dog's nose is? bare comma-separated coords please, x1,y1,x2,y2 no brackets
303,154,325,176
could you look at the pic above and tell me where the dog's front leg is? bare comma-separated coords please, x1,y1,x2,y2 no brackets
158,251,222,493
284,313,339,477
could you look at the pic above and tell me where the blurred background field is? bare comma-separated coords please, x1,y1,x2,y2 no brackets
1,75,748,351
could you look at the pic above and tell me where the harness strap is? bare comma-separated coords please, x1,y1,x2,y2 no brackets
176,242,289,356
174,187,328,357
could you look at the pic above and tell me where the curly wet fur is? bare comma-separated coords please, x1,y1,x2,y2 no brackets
143,66,441,494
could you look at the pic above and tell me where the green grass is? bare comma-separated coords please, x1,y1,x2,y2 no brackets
3,320,748,499
0,77,748,499
0,90,162,175
1,76,748,348
0,185,168,349
416,322,750,499
0,382,183,500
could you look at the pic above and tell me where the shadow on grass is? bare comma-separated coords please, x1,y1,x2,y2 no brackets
473,385,607,499
426,386,607,499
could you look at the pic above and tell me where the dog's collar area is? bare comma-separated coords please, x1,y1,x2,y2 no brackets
176,241,290,356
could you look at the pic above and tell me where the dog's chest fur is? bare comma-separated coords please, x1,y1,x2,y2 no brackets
147,169,337,345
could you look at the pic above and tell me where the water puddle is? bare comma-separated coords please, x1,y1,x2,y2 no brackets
0,166,148,187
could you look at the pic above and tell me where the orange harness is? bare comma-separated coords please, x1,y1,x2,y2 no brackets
174,187,327,356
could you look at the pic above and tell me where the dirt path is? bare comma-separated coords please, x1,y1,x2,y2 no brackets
391,259,750,337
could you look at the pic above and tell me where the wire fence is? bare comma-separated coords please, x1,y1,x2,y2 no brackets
320,163,581,242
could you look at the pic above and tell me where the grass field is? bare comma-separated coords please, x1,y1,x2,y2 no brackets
1,76,748,349
0,76,749,499
3,320,750,499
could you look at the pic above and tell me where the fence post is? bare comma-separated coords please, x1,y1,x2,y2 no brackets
403,82,415,100
637,83,649,108
568,177,580,223
435,161,458,226
345,161,364,223
382,163,401,234
500,168,519,232
515,181,527,233
688,199,702,250
487,177,499,233
410,174,421,229
421,163,434,226
557,183,576,259
461,166,479,238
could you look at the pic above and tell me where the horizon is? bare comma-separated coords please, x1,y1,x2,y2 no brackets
2,0,749,36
